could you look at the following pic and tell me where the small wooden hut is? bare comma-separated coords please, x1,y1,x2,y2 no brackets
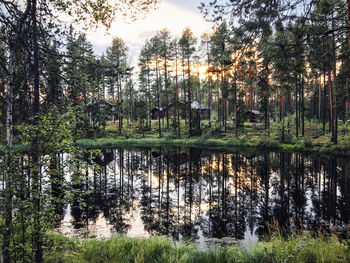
151,107,164,120
243,110,262,122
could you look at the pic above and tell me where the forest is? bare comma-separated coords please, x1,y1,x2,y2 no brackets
0,0,350,262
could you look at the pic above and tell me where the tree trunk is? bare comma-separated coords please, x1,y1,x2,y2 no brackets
221,71,225,130
3,14,33,261
182,54,187,127
265,85,269,135
31,0,43,261
3,43,15,263
332,20,338,144
295,76,299,138
198,72,202,130
346,78,349,118
323,71,326,134
234,75,238,138
216,72,220,126
147,66,151,130
206,41,212,128
187,57,192,136
156,58,162,137
318,75,321,122
164,54,169,130
281,86,285,142
328,70,333,134
117,74,122,135
347,0,350,46
175,47,180,137
301,76,305,137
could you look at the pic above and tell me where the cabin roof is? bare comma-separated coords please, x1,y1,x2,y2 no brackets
191,101,210,110
86,99,113,107
245,110,262,115
152,101,210,112
152,107,163,111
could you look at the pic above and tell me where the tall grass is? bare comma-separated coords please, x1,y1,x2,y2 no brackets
43,233,350,263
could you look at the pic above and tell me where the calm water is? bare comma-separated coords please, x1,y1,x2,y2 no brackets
59,147,350,243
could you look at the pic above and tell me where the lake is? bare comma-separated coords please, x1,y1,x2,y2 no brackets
58,147,350,244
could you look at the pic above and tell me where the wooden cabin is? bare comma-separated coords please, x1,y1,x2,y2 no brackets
163,103,184,118
243,110,262,122
160,101,211,120
151,107,164,120
190,101,211,120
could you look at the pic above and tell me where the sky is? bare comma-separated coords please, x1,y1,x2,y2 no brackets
84,0,212,67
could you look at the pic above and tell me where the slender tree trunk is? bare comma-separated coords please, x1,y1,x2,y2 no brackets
147,66,151,130
301,76,305,137
112,80,116,123
129,81,133,136
31,0,43,261
323,71,326,134
206,41,212,128
221,71,225,130
318,75,321,122
182,54,187,127
347,0,350,46
117,74,122,135
328,70,333,134
156,58,162,137
3,43,15,263
216,72,220,125
208,78,212,128
234,74,238,138
2,27,33,261
120,75,123,132
164,54,169,131
295,76,299,138
346,78,349,118
198,72,202,130
187,57,192,136
265,85,269,134
281,86,285,142
332,22,338,144
175,47,180,137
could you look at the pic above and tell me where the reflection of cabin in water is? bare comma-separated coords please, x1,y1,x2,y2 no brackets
243,110,262,122
151,101,211,120
152,149,209,168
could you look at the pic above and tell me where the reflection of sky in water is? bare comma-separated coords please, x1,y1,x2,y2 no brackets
58,148,349,243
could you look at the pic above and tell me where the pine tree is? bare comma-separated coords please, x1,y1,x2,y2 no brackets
179,27,197,136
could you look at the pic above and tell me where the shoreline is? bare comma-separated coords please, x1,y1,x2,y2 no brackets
76,136,350,156
2,136,349,156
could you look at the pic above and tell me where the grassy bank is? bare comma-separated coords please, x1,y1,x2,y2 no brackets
44,233,350,263
3,120,350,156
74,119,350,156
76,135,350,156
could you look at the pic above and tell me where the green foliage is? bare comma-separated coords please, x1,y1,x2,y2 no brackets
41,234,350,263
0,108,97,261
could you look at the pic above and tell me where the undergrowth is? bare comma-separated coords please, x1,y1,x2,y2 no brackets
43,233,350,263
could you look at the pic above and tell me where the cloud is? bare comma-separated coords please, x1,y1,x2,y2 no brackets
166,0,203,13
85,0,212,66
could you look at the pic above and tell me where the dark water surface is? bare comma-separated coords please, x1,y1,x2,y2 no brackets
59,147,350,243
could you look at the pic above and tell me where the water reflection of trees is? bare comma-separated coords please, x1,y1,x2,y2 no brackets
67,148,349,240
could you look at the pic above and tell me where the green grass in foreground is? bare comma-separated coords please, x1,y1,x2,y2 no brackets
44,233,350,263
